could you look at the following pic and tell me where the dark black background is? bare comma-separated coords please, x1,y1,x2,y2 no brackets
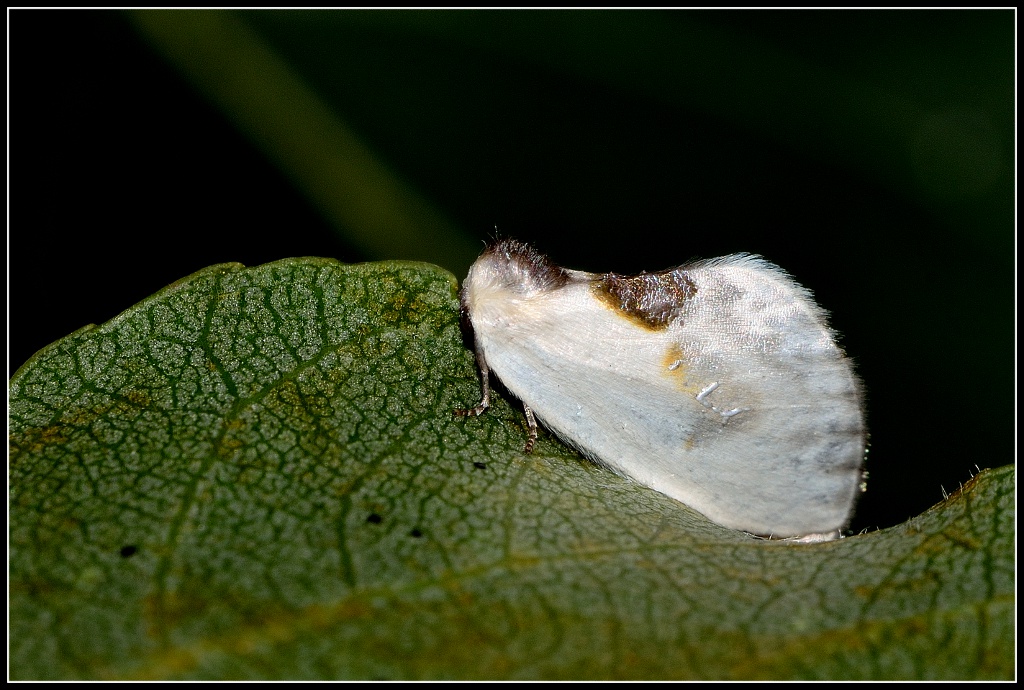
10,10,1014,534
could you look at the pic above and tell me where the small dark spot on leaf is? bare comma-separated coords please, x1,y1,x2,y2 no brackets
473,461,487,470
119,545,138,558
366,513,382,524
410,528,423,538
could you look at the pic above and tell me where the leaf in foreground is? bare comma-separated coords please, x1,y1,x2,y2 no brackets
9,258,1014,679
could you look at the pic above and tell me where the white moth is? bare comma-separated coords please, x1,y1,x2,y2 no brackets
456,239,866,541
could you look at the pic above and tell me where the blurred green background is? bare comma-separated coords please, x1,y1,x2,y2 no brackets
10,10,1013,535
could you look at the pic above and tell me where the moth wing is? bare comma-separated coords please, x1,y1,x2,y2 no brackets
477,256,864,537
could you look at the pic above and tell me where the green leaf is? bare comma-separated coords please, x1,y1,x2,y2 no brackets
9,259,1014,680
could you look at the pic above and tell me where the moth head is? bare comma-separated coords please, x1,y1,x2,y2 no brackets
462,239,572,310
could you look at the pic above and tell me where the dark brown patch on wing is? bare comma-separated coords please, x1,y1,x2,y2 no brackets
593,269,697,330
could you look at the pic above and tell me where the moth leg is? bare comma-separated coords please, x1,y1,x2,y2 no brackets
523,404,538,454
454,341,537,454
454,343,491,417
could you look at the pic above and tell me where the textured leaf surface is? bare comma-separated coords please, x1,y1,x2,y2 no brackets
9,259,1014,680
